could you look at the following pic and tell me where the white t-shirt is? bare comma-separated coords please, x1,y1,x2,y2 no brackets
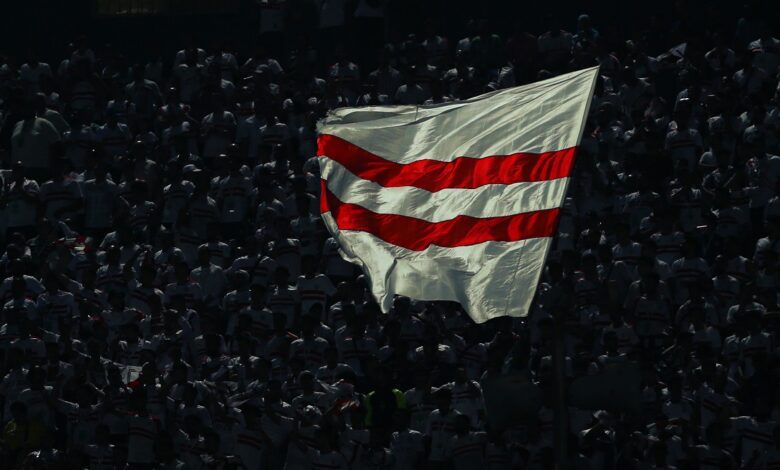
426,409,461,461
19,62,52,92
201,111,236,158
95,123,132,159
538,31,573,61
233,425,265,469
217,175,254,223
260,412,294,447
448,431,487,470
84,443,116,470
748,37,780,74
355,0,385,17
173,63,203,103
174,48,207,67
390,429,424,470
319,0,346,28
236,115,265,160
162,180,195,225
12,117,60,169
191,264,228,305
63,126,98,170
4,178,40,227
39,179,82,221
259,0,286,33
83,179,118,229
296,274,336,315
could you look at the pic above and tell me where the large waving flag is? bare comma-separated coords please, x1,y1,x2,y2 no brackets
317,67,599,323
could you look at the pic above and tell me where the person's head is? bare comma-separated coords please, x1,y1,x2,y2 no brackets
434,387,452,413
675,98,692,128
204,332,223,356
51,157,70,179
10,160,26,183
121,322,141,342
454,365,468,384
272,311,287,334
154,431,176,462
273,215,290,236
450,413,470,436
316,426,337,451
289,356,304,376
43,272,60,293
231,269,250,292
701,423,722,447
390,407,411,431
324,346,338,367
603,331,618,353
615,222,630,243
10,276,26,300
131,179,148,204
252,97,266,118
581,253,598,277
667,373,682,400
264,379,282,405
132,63,144,81
250,283,266,306
643,272,660,296
301,314,317,338
577,13,593,32
350,314,366,339
26,366,45,389
18,95,37,120
183,414,202,436
203,429,221,454
140,265,155,287
139,362,157,386
746,310,763,334
197,245,211,266
106,364,123,387
300,370,315,393
182,382,198,405
211,92,225,112
273,266,289,286
308,302,324,322
173,262,189,283
682,238,698,258
301,255,317,277
9,401,27,422
393,296,411,317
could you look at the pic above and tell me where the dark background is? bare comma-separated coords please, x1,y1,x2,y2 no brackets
3,0,776,66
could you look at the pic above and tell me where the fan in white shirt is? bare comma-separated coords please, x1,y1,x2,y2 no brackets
426,388,462,465
235,103,266,161
2,162,39,236
446,414,487,470
19,58,52,94
390,411,425,469
173,54,203,105
190,246,228,307
200,94,236,161
82,163,119,235
297,256,336,317
11,102,61,173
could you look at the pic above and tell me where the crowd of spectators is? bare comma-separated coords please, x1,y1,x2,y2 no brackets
0,2,779,469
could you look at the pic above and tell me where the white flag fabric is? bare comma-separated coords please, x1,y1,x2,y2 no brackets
317,67,599,323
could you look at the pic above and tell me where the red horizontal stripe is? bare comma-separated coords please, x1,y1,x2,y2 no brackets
321,183,559,251
318,134,575,192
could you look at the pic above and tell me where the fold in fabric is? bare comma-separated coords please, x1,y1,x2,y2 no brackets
317,66,599,322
